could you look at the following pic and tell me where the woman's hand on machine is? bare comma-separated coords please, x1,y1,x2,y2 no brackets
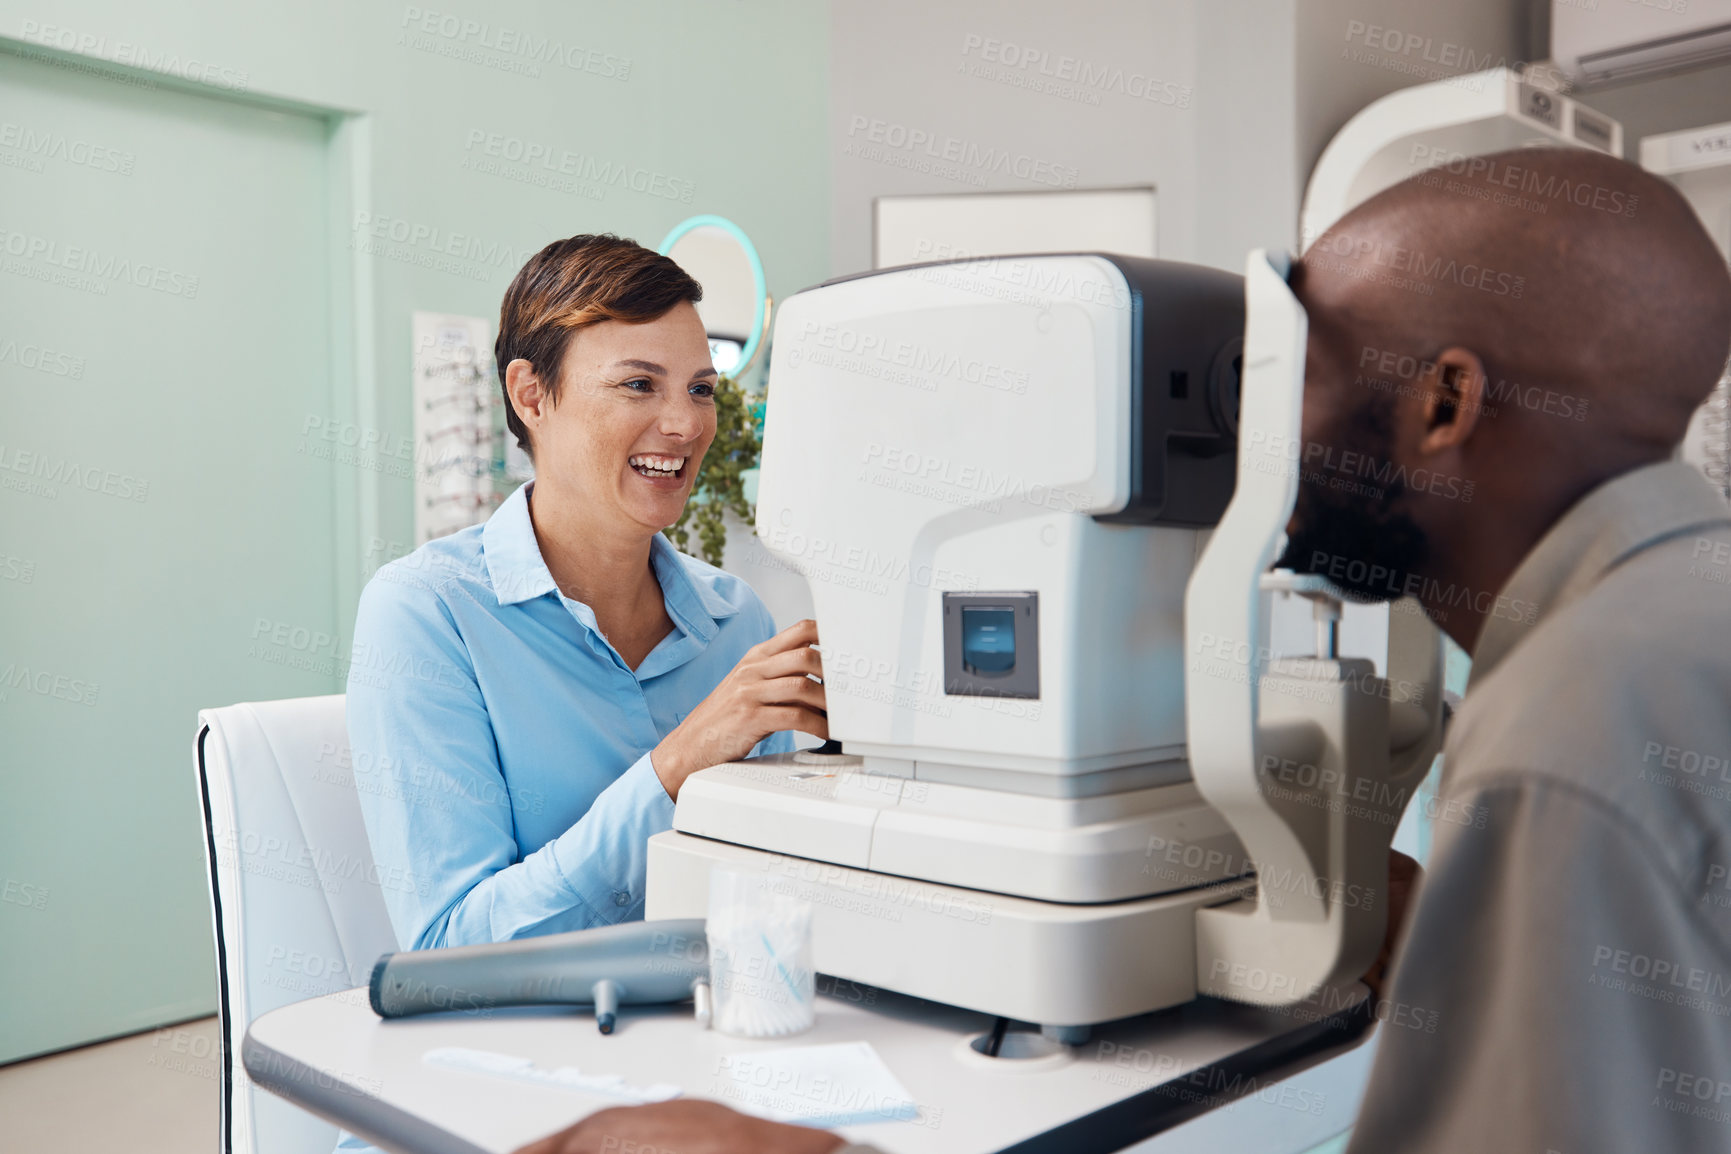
651,618,827,799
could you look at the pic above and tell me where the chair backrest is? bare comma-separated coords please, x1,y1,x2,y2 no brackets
194,695,400,1154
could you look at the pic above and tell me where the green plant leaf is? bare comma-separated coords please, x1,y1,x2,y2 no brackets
663,373,761,568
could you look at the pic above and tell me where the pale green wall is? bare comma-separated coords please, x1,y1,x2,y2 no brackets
0,0,829,1059
1,52,349,1063
0,0,830,567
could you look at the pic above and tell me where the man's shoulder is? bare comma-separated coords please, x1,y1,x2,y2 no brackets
1448,527,1731,870
1460,524,1731,734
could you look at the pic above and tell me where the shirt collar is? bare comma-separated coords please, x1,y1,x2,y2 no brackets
482,481,741,636
1468,460,1731,689
482,482,559,606
649,531,740,642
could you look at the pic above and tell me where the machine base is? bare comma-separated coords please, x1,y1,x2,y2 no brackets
645,830,1252,1030
671,753,1247,904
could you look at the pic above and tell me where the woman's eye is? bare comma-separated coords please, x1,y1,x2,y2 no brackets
622,377,653,392
690,382,715,398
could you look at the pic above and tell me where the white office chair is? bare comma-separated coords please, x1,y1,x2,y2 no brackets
194,696,401,1154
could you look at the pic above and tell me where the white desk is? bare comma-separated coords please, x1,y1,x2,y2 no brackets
244,983,1373,1154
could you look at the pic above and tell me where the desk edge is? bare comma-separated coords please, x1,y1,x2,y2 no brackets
992,996,1377,1153
243,1026,492,1154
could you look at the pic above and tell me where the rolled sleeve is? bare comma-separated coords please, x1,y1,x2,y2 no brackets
547,750,675,923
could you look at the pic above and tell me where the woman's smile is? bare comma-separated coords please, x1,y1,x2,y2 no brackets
628,452,690,483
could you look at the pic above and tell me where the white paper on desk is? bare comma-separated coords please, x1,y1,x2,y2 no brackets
422,1047,681,1104
714,1041,919,1128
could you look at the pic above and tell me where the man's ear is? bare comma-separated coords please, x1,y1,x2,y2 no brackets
505,358,545,432
1416,346,1486,454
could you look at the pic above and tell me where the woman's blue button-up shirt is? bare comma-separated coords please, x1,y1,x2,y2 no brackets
345,481,792,951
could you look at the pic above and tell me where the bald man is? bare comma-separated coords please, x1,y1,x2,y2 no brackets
1285,147,1731,1152
515,148,1731,1154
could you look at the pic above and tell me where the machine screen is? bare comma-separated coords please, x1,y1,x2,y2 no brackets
961,607,1017,676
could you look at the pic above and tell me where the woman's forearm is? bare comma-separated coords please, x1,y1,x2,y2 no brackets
417,750,674,948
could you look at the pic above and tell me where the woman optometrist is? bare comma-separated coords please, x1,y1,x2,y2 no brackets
345,234,828,958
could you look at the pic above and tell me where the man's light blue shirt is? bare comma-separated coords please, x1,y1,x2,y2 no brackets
345,480,793,952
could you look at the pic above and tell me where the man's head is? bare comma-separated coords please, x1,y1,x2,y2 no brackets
1279,147,1731,646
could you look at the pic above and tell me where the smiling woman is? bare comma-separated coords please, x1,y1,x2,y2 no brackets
343,235,829,984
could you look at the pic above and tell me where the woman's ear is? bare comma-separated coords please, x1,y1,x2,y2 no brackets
1416,346,1487,454
505,358,545,433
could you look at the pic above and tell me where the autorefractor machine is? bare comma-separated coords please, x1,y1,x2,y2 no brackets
643,250,1445,1041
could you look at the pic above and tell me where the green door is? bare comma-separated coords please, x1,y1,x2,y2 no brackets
1,47,348,1062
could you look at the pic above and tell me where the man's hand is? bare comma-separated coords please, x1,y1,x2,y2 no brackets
651,619,828,799
1362,848,1422,1001
514,1100,845,1154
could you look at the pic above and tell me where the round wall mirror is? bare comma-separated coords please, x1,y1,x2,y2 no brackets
657,214,768,376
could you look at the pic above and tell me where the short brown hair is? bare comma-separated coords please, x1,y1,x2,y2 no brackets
494,234,703,455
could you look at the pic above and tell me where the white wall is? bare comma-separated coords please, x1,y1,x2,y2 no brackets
1294,0,1531,192
828,0,1203,273
1192,0,1303,270
827,0,1532,281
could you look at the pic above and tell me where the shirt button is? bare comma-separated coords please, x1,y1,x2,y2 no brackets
613,891,630,907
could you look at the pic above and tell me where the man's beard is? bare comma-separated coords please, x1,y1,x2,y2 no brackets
1274,395,1431,603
